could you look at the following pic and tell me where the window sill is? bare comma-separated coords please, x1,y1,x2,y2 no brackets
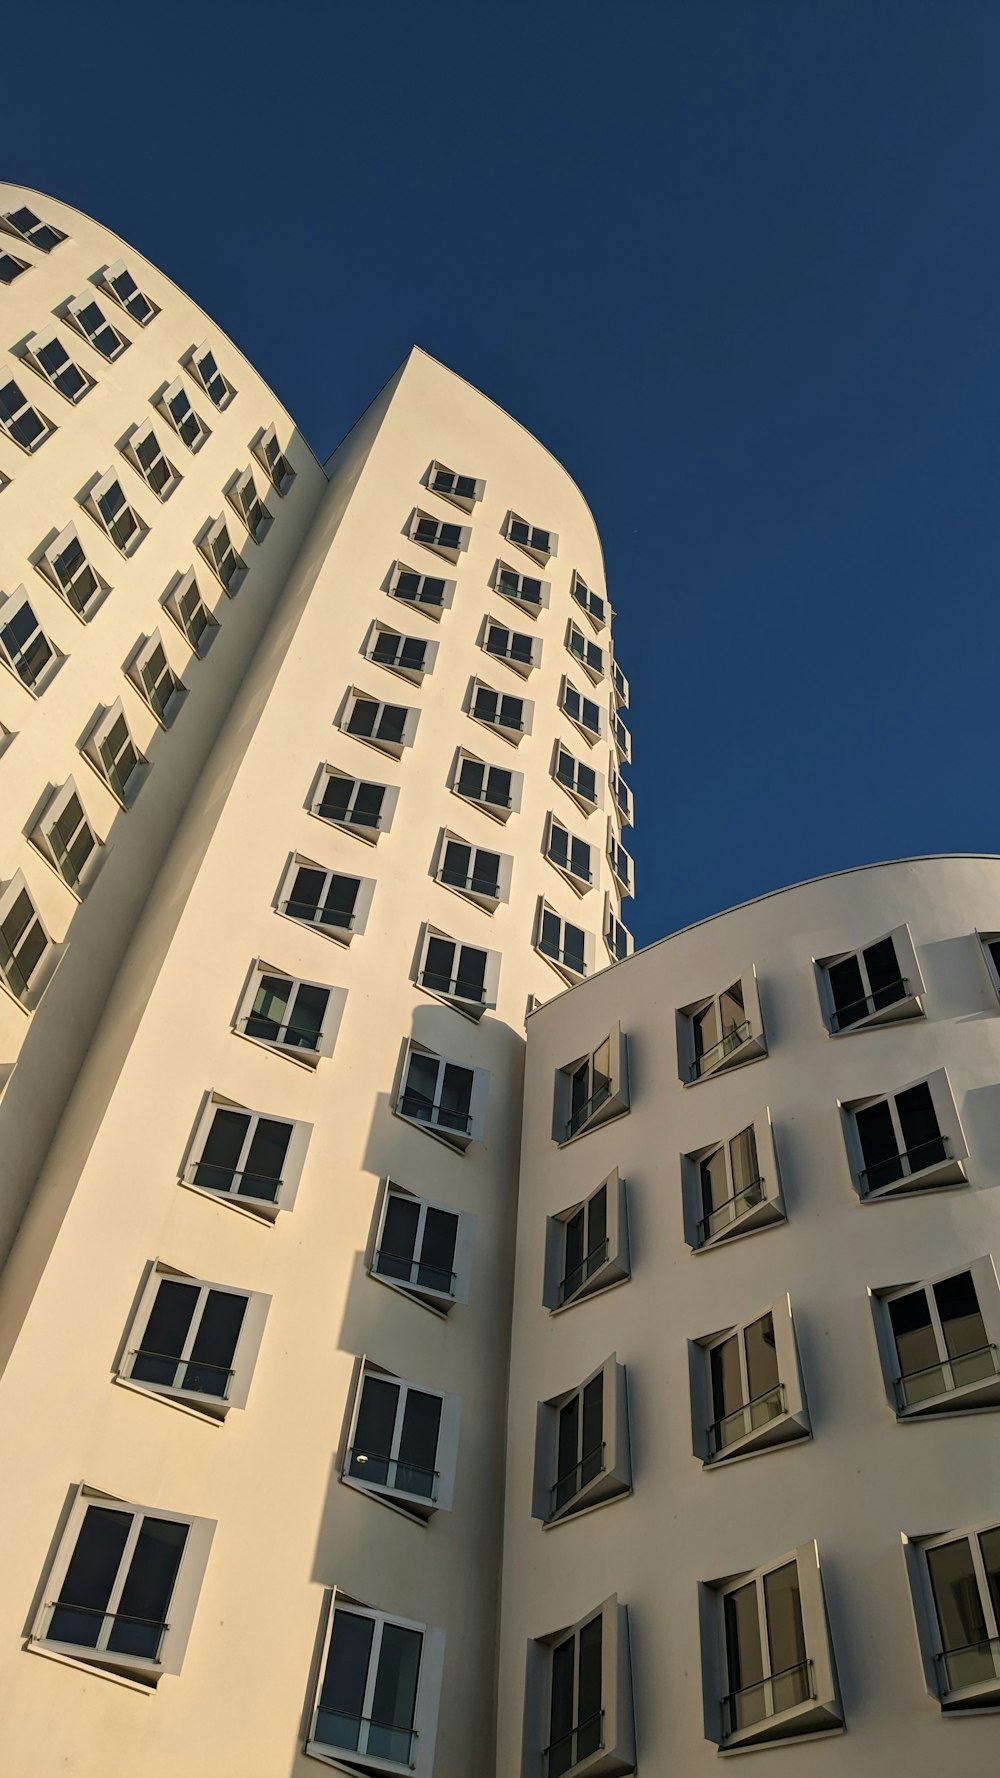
558,1098,629,1149
365,655,427,688
0,940,67,1017
828,993,924,1035
860,1155,967,1200
704,1411,811,1468
694,1195,785,1252
550,1259,630,1313
340,1471,436,1525
549,860,594,899
896,1373,1000,1417
451,785,513,825
719,1696,843,1752
178,1175,280,1224
546,1472,631,1526
537,949,588,988
25,1639,157,1694
394,1105,474,1151
232,1026,323,1070
369,1265,455,1318
305,1736,416,1775
276,906,355,948
342,726,408,761
112,1373,226,1425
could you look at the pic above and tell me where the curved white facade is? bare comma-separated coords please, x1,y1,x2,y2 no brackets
504,854,1000,1777
0,188,633,1777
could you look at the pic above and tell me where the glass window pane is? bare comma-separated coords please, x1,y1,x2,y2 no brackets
764,1561,806,1675
185,1290,247,1396
934,1271,988,1360
725,1581,763,1693
856,1099,902,1188
895,1082,944,1169
369,1623,422,1759
419,1207,458,1292
744,1313,779,1402
888,1288,937,1378
50,1506,132,1646
110,1517,187,1658
396,1389,441,1495
317,1608,375,1750
927,1538,987,1653
132,1280,199,1387
379,1196,420,1280
241,1117,292,1200
350,1376,399,1484
711,1335,742,1420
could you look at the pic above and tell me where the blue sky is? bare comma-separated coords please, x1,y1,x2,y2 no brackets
9,2,999,946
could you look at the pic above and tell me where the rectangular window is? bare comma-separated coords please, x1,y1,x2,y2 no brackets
372,1186,474,1311
236,967,342,1065
185,1094,308,1218
613,713,632,763
277,856,373,944
0,376,53,452
545,1356,630,1523
609,768,632,826
0,250,27,284
709,1543,842,1748
556,1028,629,1143
605,898,633,965
453,749,521,819
880,1259,1000,1413
164,569,216,655
611,657,629,708
567,621,605,682
39,524,103,616
67,293,128,361
227,467,271,542
388,562,452,617
537,903,591,983
690,1115,785,1249
435,831,510,910
366,623,432,683
125,423,180,501
0,587,58,692
129,632,183,726
484,620,537,676
120,1265,268,1416
546,1171,629,1311
83,701,145,805
103,259,157,325
3,205,66,252
188,341,234,408
342,689,418,758
555,744,600,814
85,471,145,556
313,768,393,842
533,1598,635,1778
561,678,602,744
470,680,530,742
696,1294,808,1464
310,1599,442,1772
33,778,99,893
407,509,469,563
547,816,593,894
198,516,246,594
494,560,549,614
681,970,766,1083
504,511,557,563
921,1525,1000,1703
608,827,634,898
847,1069,966,1197
23,328,92,403
397,1042,488,1150
0,872,50,1005
416,927,498,1017
819,925,923,1032
345,1366,458,1515
160,377,208,451
427,460,482,510
571,571,606,628
253,423,295,493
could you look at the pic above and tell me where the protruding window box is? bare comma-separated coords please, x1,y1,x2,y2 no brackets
450,748,522,822
567,620,605,684
198,514,247,596
183,1092,311,1220
467,678,531,745
162,569,217,657
873,1256,1000,1418
492,559,550,615
560,676,603,747
612,713,631,765
553,743,602,816
406,508,470,563
82,470,147,558
342,1361,461,1520
571,570,607,631
80,700,148,808
0,376,55,453
481,616,540,679
905,1520,1000,1712
555,1027,629,1145
158,377,209,452
363,621,436,686
530,1597,636,1778
503,510,557,565
1,204,66,253
679,968,766,1084
66,291,128,361
0,585,62,694
340,688,419,759
312,767,397,845
22,327,92,404
233,964,346,1068
395,1041,488,1151
607,825,634,899
121,422,181,503
842,1067,967,1200
30,777,102,898
610,656,629,709
252,423,295,494
116,1262,269,1420
683,1110,785,1251
604,898,633,966
186,341,235,410
414,924,499,1020
546,814,594,897
226,466,272,544
126,631,185,728
609,769,632,827
816,923,924,1034
275,855,374,946
536,900,594,986
387,561,455,619
545,1170,630,1311
433,829,512,911
0,870,59,1011
101,258,158,326
370,1182,476,1314
36,523,108,620
693,1295,810,1466
426,460,484,511
307,1592,444,1777
536,1355,631,1525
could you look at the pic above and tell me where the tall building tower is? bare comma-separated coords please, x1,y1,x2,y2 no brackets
0,187,634,1777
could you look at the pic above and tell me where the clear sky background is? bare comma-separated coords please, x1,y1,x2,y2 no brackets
7,1,999,947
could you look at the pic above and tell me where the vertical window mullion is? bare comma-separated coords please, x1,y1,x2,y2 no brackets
413,1201,429,1267
361,1615,384,1748
972,1538,1000,1639
755,1573,770,1684
925,1290,948,1365
102,1514,143,1649
177,1285,209,1373
388,1384,408,1466
887,1097,905,1158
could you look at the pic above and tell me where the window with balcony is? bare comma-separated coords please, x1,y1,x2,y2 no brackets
546,815,594,895
308,1595,444,1775
163,569,217,656
843,1068,967,1198
483,619,538,677
605,899,633,965
415,926,498,1018
914,1522,1000,1708
344,1363,460,1518
235,966,344,1066
372,1185,475,1313
38,523,105,617
434,830,511,910
124,422,180,501
0,377,53,452
198,516,246,595
571,571,606,629
607,826,634,898
2,204,66,252
696,1296,809,1464
81,701,146,805
708,1545,843,1749
612,712,631,763
83,471,146,557
0,250,27,284
364,622,434,685
0,871,51,1007
184,1093,310,1219
503,511,557,564
469,680,530,744
23,328,92,403
609,767,632,826
545,1171,629,1311
539,1356,631,1524
127,632,183,726
684,1111,785,1250
188,341,234,408
494,559,549,614
32,778,100,894
876,1258,1000,1415
30,1486,214,1684
313,767,395,843
427,460,483,510
554,744,600,815
118,1264,269,1418
555,1028,628,1144
0,587,60,693
536,902,592,984
817,924,924,1033
452,748,521,820
396,1041,488,1150
67,293,128,361
407,508,469,563
388,561,453,618
253,423,295,493
159,377,208,451
277,856,373,945
610,656,629,708
226,467,271,542
102,259,157,325
341,689,419,758
567,621,605,683
679,969,767,1083
534,1597,635,1778
561,677,602,745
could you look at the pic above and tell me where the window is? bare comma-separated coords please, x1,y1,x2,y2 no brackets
609,768,632,826
23,328,92,403
198,516,247,595
396,1041,488,1150
252,423,295,493
483,619,538,677
235,966,344,1065
536,902,593,984
183,1092,310,1219
341,688,419,758
469,679,531,743
371,1184,476,1312
707,1544,843,1748
555,1028,628,1144
124,422,180,501
539,1356,630,1524
493,560,549,615
307,1594,444,1775
83,471,146,557
159,377,208,451
545,1171,630,1311
567,621,605,683
37,523,105,617
313,767,396,843
571,571,606,629
452,748,522,820
875,1257,1000,1415
127,632,183,726
387,561,453,618
344,1363,460,1517
546,815,594,895
532,1597,635,1778
2,205,66,252
0,871,51,1006
163,569,217,656
118,1263,269,1417
684,1110,785,1250
0,250,28,284
364,622,434,685
611,656,629,708
406,508,469,563
607,826,634,898
0,377,53,452
0,586,59,693
843,1067,967,1198
415,925,499,1018
817,924,924,1033
679,969,766,1083
31,1485,214,1683
426,460,483,510
503,510,557,564
561,677,602,745
911,1522,1000,1707
32,778,100,893
434,830,512,911
695,1295,810,1464
81,701,146,805
227,466,271,542
67,292,128,361
188,341,234,409
613,713,631,764
277,856,374,945
554,744,601,815
102,259,157,325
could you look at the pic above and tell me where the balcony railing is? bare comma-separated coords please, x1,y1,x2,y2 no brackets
399,1094,472,1134
937,1635,1000,1693
722,1658,815,1736
539,936,587,977
691,1021,751,1080
831,977,910,1031
347,1447,438,1501
373,1249,456,1295
43,1601,168,1662
566,1081,612,1139
542,1710,604,1777
897,1343,1000,1408
128,1348,233,1399
418,968,487,1004
550,1442,605,1515
280,898,356,930
239,1014,323,1053
315,799,383,830
186,1159,282,1204
558,1239,610,1305
709,1382,787,1457
314,1708,416,1765
439,867,501,899
699,1175,766,1244
859,1134,950,1195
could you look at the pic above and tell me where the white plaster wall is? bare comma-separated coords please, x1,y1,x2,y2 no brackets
501,855,1000,1776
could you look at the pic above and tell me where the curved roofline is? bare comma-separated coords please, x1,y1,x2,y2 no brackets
527,852,1000,1016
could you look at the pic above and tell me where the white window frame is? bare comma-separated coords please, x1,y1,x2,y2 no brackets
82,470,147,558
535,1354,631,1525
122,421,181,503
570,570,607,630
678,967,767,1084
815,922,924,1035
233,961,346,1068
610,654,629,709
369,1181,476,1313
426,459,483,511
1,205,66,252
704,1543,843,1750
307,1591,445,1777
36,522,108,619
503,510,557,564
604,895,633,966
554,1026,629,1146
480,616,540,679
546,812,595,897
0,584,61,694
693,1294,810,1466
387,560,455,620
102,258,158,326
560,675,603,747
252,423,295,493
0,869,56,1010
433,828,513,912
158,377,209,453
363,620,436,686
553,742,603,817
395,1040,489,1151
544,1169,630,1312
80,699,147,808
22,326,92,404
905,1518,1000,1710
31,776,102,896
116,1261,269,1417
607,823,634,899
182,1090,311,1220
0,247,28,285
414,922,500,1020
450,747,523,822
187,340,235,409
467,677,532,745
226,466,272,543
682,1108,785,1252
162,569,218,656
841,1066,967,1200
406,508,470,564
126,631,184,728
197,515,247,595
977,929,1000,1003
530,1596,635,1778
340,687,420,759
0,374,55,453
492,558,550,616
609,767,633,827
566,619,605,684
342,1360,462,1518
871,1254,1000,1418
66,290,129,361
535,899,594,986
612,711,632,764
31,1484,215,1683
275,852,375,946
311,765,398,845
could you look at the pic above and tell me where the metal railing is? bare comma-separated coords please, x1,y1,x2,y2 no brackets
347,1447,438,1500
128,1349,233,1398
439,867,501,898
43,1600,168,1662
399,1094,472,1134
831,977,910,1030
709,1382,787,1457
691,1020,751,1079
859,1134,950,1194
458,782,513,810
936,1636,1000,1693
550,1442,606,1514
542,1710,604,1776
549,846,593,886
186,1160,283,1204
314,800,383,829
539,936,586,976
280,898,355,930
723,1659,815,1736
314,1708,417,1765
698,1176,766,1244
566,1081,612,1139
239,1014,322,1053
418,968,487,1004
370,647,427,672
473,703,524,732
373,1249,456,1294
897,1343,1000,1408
558,1239,610,1305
